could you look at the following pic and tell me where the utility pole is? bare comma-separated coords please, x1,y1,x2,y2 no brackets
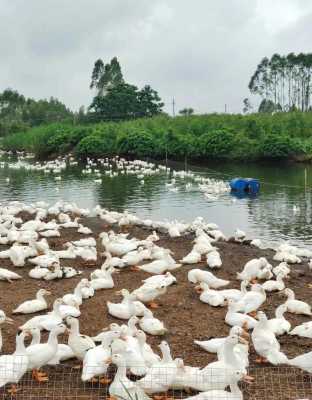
172,98,175,117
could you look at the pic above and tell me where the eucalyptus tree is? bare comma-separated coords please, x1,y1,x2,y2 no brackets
249,53,312,112
90,57,124,96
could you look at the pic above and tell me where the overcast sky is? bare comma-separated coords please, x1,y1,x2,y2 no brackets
1,0,312,114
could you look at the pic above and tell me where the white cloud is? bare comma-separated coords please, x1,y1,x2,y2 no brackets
1,0,312,114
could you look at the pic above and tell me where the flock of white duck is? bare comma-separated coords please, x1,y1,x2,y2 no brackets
1,152,230,202
0,158,310,398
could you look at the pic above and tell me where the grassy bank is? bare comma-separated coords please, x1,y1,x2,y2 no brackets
2,112,312,161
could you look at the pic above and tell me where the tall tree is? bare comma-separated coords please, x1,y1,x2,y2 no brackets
249,53,312,112
89,58,163,121
137,85,164,117
89,83,163,121
90,57,124,96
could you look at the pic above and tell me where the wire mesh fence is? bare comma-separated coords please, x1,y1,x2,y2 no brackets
0,364,311,400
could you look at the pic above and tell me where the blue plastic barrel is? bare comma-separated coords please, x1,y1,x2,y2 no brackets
229,178,260,194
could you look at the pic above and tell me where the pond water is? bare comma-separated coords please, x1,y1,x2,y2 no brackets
0,155,312,248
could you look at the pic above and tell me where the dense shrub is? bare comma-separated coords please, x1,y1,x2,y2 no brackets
260,135,303,158
200,129,235,158
117,129,155,157
3,112,312,161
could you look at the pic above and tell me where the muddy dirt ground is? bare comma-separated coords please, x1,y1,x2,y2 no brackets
0,215,312,399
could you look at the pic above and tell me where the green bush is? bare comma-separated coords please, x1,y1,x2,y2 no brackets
200,129,236,158
3,112,312,161
117,129,155,157
75,131,117,158
260,134,303,158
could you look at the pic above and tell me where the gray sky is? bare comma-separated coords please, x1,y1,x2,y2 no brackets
1,0,312,114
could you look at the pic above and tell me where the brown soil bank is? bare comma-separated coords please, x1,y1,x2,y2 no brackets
0,216,312,399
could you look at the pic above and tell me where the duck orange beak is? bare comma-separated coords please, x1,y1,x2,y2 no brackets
238,337,249,345
241,330,250,340
194,285,203,294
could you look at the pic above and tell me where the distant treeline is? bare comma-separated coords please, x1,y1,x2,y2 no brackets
3,54,312,162
0,89,74,136
3,112,312,162
249,53,312,113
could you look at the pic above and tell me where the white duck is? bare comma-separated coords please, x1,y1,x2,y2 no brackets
196,282,226,307
81,330,121,382
81,281,95,299
29,253,59,268
283,288,312,315
182,370,247,400
92,322,122,342
142,272,177,287
107,353,151,400
137,341,177,393
100,251,126,269
136,251,181,274
273,262,290,278
290,321,312,338
135,330,161,366
225,300,257,330
273,251,301,264
234,229,246,242
190,358,246,392
180,250,202,264
43,263,64,280
288,351,312,373
233,284,266,314
29,264,51,280
104,237,139,257
25,323,67,381
58,299,81,318
206,250,222,269
110,326,147,376
257,264,273,280
132,284,167,308
0,268,21,282
262,273,285,292
216,334,249,371
78,224,92,235
63,279,90,306
267,304,291,336
194,326,249,353
90,266,116,290
122,247,151,266
139,309,167,335
251,311,288,365
107,290,146,319
26,327,75,366
19,298,64,331
219,280,249,302
0,331,29,394
236,257,268,281
13,289,51,314
67,316,95,360
188,268,229,288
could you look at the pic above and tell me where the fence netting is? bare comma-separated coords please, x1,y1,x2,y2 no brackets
0,364,311,399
